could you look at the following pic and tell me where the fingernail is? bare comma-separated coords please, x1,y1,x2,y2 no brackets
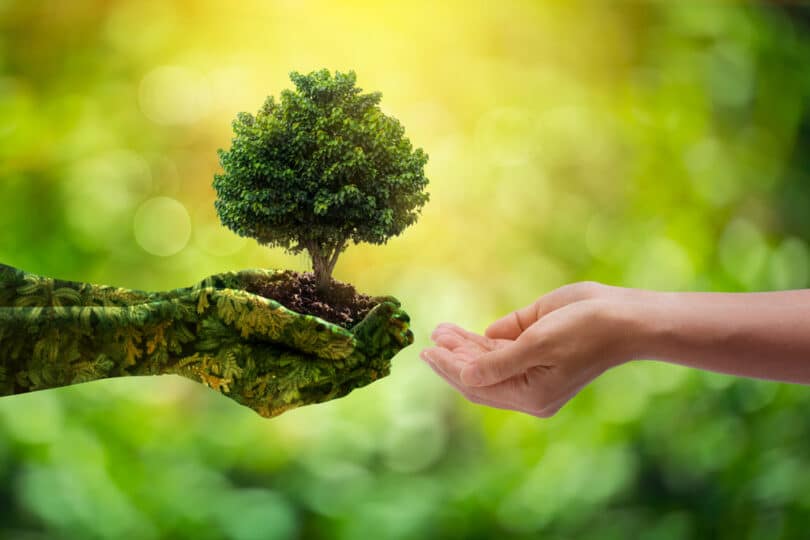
461,365,482,386
419,350,429,361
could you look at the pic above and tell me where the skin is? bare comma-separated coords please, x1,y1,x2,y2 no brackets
420,282,810,418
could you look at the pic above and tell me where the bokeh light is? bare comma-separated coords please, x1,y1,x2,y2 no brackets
133,197,192,257
139,66,210,126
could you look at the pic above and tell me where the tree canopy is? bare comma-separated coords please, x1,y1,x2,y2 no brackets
214,69,430,288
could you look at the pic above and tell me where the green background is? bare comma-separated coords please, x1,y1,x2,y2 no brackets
2,1,810,538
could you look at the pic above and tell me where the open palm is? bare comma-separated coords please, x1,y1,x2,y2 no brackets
421,285,638,417
423,323,578,417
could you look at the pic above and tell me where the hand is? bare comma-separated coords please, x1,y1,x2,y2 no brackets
421,282,644,417
0,263,414,418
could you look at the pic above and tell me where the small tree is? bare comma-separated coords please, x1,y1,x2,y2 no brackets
214,69,429,291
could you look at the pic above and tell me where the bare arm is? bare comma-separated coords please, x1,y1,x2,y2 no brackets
638,291,810,384
421,283,810,418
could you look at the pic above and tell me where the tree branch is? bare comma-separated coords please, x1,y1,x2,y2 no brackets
326,235,348,274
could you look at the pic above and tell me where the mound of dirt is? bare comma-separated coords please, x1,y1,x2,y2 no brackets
244,271,377,328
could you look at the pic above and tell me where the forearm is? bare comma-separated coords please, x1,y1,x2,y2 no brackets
627,287,810,308
632,291,810,384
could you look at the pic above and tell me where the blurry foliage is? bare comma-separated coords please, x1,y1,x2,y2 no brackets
1,1,810,539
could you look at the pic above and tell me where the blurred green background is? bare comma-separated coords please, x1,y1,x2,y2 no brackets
2,1,810,538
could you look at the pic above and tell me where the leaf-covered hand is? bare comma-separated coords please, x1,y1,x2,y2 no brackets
0,264,413,418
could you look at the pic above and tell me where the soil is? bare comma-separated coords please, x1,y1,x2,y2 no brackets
244,271,378,329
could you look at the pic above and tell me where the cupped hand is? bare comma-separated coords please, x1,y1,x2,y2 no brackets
421,282,646,417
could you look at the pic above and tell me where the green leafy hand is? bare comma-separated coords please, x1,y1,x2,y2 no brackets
0,264,412,418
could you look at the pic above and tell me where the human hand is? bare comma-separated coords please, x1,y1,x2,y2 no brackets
421,282,646,417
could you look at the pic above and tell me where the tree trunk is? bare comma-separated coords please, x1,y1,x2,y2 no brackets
310,249,331,292
307,239,346,294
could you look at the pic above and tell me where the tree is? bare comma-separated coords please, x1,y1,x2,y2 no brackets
213,69,430,291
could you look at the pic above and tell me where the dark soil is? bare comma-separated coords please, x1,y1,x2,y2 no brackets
244,271,378,329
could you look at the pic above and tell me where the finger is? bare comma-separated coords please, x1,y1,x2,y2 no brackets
460,340,544,387
427,348,572,418
425,348,570,418
433,323,499,351
425,347,530,406
427,339,481,363
216,290,357,359
431,331,467,351
421,346,468,378
485,305,540,340
443,344,482,363
420,349,515,410
432,333,494,360
421,349,464,387
420,351,514,410
485,283,602,340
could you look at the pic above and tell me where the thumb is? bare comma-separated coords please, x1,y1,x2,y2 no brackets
485,282,605,340
485,304,540,340
460,341,536,387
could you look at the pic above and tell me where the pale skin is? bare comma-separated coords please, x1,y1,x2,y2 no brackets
420,282,810,417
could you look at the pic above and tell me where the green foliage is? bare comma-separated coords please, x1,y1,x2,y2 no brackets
213,69,430,285
0,264,412,418
6,1,810,539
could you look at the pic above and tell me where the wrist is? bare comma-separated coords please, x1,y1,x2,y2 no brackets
627,290,689,364
609,292,674,364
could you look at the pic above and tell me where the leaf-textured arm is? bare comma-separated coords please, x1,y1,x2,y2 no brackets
0,263,413,418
